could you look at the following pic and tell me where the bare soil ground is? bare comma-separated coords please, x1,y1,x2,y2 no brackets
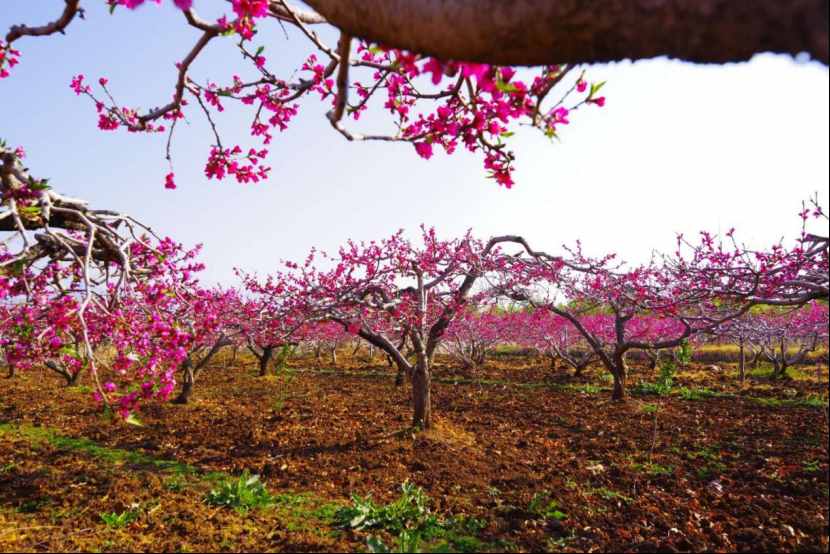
1,354,828,552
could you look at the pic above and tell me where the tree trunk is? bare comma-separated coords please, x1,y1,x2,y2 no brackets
612,370,626,401
412,356,432,429
772,339,789,379
648,351,660,370
427,348,436,369
67,369,81,386
305,0,828,66
6,364,15,378
331,346,338,366
45,360,80,386
258,346,274,377
739,340,746,385
611,352,627,401
173,361,195,404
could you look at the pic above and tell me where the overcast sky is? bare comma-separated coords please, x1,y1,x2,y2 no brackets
2,2,828,284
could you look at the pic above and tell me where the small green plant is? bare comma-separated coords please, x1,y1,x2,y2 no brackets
568,383,602,394
527,491,567,520
803,459,821,472
164,475,187,492
335,481,429,533
675,340,693,366
335,481,487,553
100,509,138,527
205,471,274,512
17,499,46,513
631,462,674,476
640,403,660,414
677,387,724,401
591,487,633,504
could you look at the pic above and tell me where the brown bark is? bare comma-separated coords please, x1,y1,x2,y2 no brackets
173,337,231,403
412,357,432,429
612,369,626,401
305,0,828,65
173,362,195,404
258,346,274,377
67,369,81,386
611,352,627,401
45,360,81,386
739,340,746,385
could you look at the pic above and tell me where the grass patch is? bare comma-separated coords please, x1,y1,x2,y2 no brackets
676,387,728,401
748,395,828,409
0,423,196,476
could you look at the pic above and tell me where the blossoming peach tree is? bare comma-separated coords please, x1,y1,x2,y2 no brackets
496,206,829,399
1,142,212,415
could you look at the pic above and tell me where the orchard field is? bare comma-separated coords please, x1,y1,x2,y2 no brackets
1,345,828,552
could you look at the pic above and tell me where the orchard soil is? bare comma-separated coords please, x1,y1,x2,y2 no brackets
1,353,828,552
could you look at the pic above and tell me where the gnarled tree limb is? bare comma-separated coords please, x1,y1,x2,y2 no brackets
303,0,829,65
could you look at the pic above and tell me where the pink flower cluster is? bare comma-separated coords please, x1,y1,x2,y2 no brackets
0,41,20,79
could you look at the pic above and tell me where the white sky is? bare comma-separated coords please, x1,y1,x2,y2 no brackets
1,2,828,284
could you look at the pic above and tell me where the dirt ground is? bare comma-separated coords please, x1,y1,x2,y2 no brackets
1,353,828,552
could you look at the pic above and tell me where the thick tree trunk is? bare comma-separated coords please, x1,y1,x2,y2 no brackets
412,356,432,429
45,360,80,386
305,0,828,66
612,370,626,401
611,352,627,401
173,361,195,404
6,364,15,378
258,346,274,377
67,369,81,386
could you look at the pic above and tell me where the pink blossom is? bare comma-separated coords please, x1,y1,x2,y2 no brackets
414,141,433,160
